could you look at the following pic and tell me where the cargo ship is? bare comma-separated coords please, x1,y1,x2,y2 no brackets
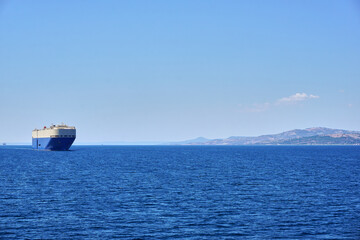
32,124,76,150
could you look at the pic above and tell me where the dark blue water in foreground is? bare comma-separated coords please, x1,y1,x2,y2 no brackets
0,146,359,239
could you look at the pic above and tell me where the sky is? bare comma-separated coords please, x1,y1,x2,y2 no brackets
0,0,359,143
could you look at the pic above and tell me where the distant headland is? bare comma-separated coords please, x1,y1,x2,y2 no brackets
175,127,360,145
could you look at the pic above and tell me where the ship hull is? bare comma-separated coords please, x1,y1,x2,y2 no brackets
32,137,75,151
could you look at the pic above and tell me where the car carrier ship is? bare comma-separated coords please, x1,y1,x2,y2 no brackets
32,124,76,150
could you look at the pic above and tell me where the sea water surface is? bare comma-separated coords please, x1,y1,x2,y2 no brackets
0,146,359,239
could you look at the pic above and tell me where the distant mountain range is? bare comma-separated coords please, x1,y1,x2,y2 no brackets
178,127,360,145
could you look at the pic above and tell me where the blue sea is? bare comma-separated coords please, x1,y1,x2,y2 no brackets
0,146,359,239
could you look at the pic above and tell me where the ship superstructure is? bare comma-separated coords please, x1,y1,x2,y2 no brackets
32,124,76,150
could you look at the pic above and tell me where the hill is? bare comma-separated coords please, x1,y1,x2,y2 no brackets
181,127,360,145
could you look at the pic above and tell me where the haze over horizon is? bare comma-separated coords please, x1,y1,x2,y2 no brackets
1,1,359,143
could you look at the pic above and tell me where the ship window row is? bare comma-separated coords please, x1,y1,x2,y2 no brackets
50,135,75,138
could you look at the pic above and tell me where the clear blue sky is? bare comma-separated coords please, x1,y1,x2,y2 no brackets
1,0,359,143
